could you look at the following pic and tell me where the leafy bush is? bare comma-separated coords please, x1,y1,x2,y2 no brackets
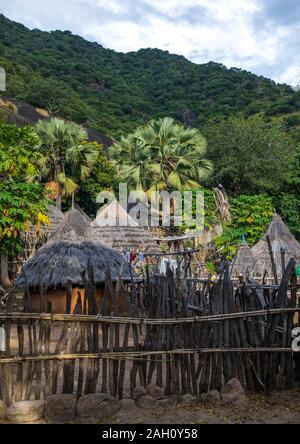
216,194,274,259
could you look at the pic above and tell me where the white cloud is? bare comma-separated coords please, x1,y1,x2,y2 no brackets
0,0,300,85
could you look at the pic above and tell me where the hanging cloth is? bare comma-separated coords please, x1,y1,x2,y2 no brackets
169,259,178,273
130,251,137,263
159,257,169,275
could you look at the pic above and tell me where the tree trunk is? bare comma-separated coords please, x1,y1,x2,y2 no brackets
0,254,11,289
56,194,62,210
54,162,63,210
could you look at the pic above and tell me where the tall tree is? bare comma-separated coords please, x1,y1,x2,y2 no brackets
203,115,296,195
110,117,212,192
35,118,99,208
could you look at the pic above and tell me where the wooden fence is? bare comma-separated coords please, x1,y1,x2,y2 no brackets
0,259,299,405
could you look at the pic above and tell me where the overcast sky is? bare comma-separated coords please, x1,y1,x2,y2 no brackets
0,0,299,85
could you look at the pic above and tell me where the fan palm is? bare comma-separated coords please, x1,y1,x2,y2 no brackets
35,118,99,207
110,117,212,193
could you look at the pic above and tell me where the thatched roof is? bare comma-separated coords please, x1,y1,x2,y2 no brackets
73,203,92,223
251,214,300,277
50,207,90,241
15,209,135,289
91,200,159,252
230,242,256,278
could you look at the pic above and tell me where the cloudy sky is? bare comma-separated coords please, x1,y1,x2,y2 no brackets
0,0,299,85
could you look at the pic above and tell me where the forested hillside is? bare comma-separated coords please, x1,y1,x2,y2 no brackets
1,14,300,138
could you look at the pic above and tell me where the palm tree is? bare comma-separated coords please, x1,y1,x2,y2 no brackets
110,117,213,193
35,118,99,208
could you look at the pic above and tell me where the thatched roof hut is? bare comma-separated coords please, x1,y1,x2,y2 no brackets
230,242,256,278
15,209,135,313
91,200,159,253
251,214,300,278
16,208,133,289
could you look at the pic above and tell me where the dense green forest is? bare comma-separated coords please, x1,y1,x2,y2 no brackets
1,14,300,139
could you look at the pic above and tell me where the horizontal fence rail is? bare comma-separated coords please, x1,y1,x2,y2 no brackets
0,307,299,324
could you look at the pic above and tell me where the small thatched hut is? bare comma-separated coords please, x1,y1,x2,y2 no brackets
14,208,135,313
230,242,256,278
251,214,300,278
91,200,159,253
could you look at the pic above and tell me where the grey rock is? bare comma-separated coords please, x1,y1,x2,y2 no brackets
0,400,6,420
136,395,158,409
76,396,120,422
45,394,76,423
98,400,121,420
145,384,165,400
221,378,247,405
207,390,221,404
132,386,147,401
180,394,197,405
6,400,44,423
76,393,112,418
199,393,208,403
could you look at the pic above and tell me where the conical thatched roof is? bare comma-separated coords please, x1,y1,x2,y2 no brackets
73,203,92,223
230,242,256,278
47,205,64,229
91,200,159,252
92,200,139,228
15,209,135,289
251,214,300,278
50,207,91,241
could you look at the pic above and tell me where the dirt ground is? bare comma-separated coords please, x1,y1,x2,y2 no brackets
109,390,300,424
1,390,300,424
